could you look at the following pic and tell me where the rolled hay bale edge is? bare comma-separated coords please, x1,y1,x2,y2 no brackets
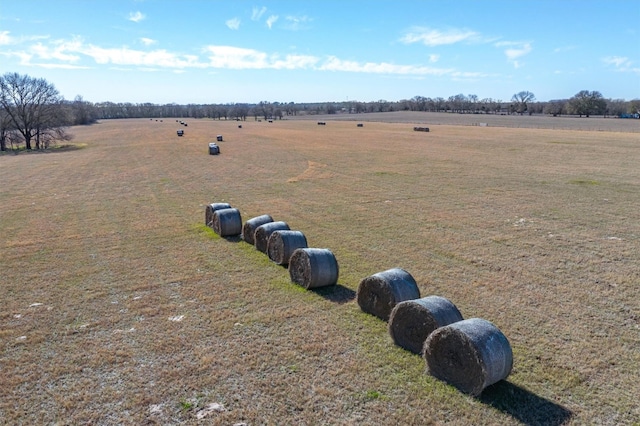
254,221,290,253
357,268,420,321
242,214,274,245
423,318,513,397
289,248,339,289
205,203,232,228
267,230,308,265
212,208,242,237
388,296,464,355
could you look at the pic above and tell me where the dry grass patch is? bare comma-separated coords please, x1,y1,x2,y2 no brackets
1,117,639,424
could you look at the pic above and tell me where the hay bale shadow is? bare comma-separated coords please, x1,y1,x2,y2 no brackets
479,381,572,426
311,284,356,304
222,235,242,243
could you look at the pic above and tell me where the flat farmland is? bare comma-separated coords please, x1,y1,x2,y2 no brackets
1,117,639,425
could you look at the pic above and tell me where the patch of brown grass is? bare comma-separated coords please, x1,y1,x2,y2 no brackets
1,117,639,424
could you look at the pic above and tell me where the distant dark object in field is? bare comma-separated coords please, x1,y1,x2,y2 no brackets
268,120,273,123
208,143,220,155
389,296,463,355
217,135,223,142
177,129,184,136
212,208,242,237
183,123,188,126
205,202,232,228
242,215,274,245
289,248,339,289
238,125,242,128
424,318,513,397
267,230,308,265
413,127,429,132
317,122,326,125
254,221,290,253
357,268,420,321
357,123,364,127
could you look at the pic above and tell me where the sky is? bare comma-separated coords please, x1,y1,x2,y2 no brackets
1,0,639,104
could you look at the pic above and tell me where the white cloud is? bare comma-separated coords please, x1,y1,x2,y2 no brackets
140,37,156,46
128,11,145,23
0,30,13,45
266,15,278,29
204,45,317,70
252,6,267,21
283,15,311,31
603,56,629,67
400,27,480,46
602,56,640,75
495,41,532,67
319,56,453,76
30,39,81,62
0,31,49,46
226,18,241,30
82,45,205,69
3,35,492,79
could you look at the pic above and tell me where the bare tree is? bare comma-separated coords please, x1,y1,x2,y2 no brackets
0,72,69,150
544,99,568,116
0,108,13,151
511,91,536,115
568,90,607,117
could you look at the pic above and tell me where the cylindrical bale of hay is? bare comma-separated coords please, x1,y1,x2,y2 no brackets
242,214,274,245
388,296,464,355
356,268,420,321
423,318,513,396
267,230,308,265
254,221,290,253
205,202,231,228
212,208,242,237
289,248,339,289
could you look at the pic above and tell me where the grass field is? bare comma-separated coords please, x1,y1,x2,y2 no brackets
1,114,639,425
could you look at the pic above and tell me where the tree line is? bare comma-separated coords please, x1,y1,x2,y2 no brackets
2,72,639,151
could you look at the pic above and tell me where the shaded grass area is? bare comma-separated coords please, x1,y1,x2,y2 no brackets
1,118,639,424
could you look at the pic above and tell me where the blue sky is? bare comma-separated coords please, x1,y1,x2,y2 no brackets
1,0,639,104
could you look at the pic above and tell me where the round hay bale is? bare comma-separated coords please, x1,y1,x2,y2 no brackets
242,214,274,245
254,221,290,253
212,208,242,237
267,230,308,265
289,248,339,289
205,203,231,228
388,296,463,355
423,318,513,396
356,268,420,321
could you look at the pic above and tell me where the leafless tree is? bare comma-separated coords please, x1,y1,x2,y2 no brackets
0,72,70,150
511,91,536,115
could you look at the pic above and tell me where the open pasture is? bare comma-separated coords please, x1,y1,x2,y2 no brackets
1,117,639,424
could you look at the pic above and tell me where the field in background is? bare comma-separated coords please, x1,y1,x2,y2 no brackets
1,117,639,424
291,110,640,133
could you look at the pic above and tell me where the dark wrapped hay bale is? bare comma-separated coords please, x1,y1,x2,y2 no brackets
356,268,420,321
254,221,290,253
388,296,463,355
205,203,231,228
424,318,513,396
212,208,242,237
242,214,274,245
208,143,220,155
289,248,339,289
267,230,308,265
